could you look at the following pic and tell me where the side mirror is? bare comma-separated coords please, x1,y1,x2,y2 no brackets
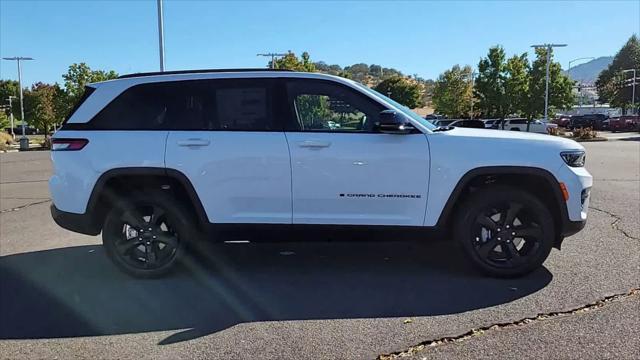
376,110,415,134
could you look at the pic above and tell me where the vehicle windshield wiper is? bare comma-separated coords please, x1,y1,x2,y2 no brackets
433,126,454,132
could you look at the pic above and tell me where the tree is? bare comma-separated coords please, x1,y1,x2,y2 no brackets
272,51,316,72
374,76,424,108
0,80,21,119
61,63,118,116
503,53,530,118
596,34,640,113
474,46,507,118
24,82,61,136
432,65,473,118
526,47,574,122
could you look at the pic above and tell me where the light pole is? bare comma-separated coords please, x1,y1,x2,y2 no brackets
2,56,34,150
622,69,637,115
257,53,287,69
531,44,567,122
157,0,165,71
568,57,595,113
6,96,16,139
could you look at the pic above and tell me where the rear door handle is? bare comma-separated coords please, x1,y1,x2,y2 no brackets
177,138,211,147
298,140,331,148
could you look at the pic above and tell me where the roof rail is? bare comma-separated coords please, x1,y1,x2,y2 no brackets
118,68,293,79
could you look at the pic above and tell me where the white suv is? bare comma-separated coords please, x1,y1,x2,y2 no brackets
493,118,558,133
49,69,592,278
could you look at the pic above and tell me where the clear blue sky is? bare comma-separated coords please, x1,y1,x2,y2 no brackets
1,0,638,86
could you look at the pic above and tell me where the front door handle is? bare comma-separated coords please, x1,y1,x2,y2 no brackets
177,138,211,147
298,140,331,148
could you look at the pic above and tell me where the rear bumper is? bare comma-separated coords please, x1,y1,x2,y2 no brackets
50,204,101,236
561,219,587,237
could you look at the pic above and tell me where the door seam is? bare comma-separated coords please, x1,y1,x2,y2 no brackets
283,132,294,224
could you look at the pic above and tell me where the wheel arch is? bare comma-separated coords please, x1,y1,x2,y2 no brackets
435,166,568,248
86,167,209,233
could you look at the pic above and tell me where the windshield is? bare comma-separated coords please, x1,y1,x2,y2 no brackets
353,82,437,131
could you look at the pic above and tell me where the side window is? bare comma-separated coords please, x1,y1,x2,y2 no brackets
511,119,527,125
286,80,383,132
91,81,210,130
213,84,273,130
90,79,275,131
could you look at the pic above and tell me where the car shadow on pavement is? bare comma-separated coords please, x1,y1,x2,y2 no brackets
0,240,552,345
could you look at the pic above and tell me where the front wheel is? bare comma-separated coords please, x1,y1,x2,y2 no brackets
102,192,193,278
454,186,554,278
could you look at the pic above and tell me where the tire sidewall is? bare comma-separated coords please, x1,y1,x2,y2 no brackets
102,191,193,278
454,186,555,277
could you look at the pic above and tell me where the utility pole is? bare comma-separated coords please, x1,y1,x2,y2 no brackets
6,96,16,139
622,69,637,115
531,44,567,122
2,56,34,150
257,53,287,69
157,0,165,71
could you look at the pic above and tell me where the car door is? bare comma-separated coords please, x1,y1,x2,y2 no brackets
283,78,430,226
165,78,292,224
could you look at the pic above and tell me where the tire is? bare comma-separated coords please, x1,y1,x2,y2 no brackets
102,191,195,278
453,185,554,278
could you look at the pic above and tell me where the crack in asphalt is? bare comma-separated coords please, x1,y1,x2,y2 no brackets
377,289,640,359
0,199,51,214
589,206,640,241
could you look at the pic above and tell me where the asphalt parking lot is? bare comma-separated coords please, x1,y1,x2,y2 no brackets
0,139,639,359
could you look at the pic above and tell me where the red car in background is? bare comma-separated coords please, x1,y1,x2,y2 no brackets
555,115,572,127
609,115,640,132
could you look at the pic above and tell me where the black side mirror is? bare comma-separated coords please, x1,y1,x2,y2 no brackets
376,110,415,134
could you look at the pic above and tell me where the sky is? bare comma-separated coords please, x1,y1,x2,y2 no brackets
1,0,639,86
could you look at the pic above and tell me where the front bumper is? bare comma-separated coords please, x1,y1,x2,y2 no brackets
50,204,101,236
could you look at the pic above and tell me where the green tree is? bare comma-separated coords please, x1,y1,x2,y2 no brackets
596,34,640,113
474,46,507,118
272,51,316,72
504,53,531,118
432,65,473,118
61,63,118,116
526,47,574,122
374,76,424,108
0,80,21,119
24,82,61,136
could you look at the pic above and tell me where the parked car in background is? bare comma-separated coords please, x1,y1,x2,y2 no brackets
567,114,609,131
425,114,446,121
555,115,572,127
492,118,555,134
609,115,640,132
432,119,457,127
482,119,500,128
449,119,486,129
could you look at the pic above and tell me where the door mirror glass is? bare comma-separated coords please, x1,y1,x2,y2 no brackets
376,110,415,134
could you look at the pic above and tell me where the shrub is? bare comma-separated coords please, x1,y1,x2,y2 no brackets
571,127,598,140
0,132,14,151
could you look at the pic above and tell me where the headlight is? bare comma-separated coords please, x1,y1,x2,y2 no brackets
560,151,586,167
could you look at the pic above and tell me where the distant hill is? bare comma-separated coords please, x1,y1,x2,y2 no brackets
565,56,613,84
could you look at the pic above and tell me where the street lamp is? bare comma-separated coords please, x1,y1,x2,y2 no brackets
568,57,595,112
6,96,16,139
531,44,567,122
2,56,34,150
622,69,637,115
568,57,595,72
157,0,165,71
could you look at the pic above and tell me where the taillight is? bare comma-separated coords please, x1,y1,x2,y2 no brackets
51,138,89,151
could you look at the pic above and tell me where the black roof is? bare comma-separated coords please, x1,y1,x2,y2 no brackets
118,68,293,79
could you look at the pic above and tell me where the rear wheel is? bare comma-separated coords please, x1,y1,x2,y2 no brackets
454,186,554,277
102,192,194,278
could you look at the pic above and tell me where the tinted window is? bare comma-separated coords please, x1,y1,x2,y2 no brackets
90,79,274,131
509,119,527,124
286,80,384,132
